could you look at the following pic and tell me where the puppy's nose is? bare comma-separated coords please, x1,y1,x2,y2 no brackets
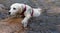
8,12,11,15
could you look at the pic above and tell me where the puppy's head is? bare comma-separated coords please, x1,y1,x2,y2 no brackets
8,3,23,15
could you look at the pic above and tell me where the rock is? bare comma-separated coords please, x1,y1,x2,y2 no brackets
46,7,60,16
56,25,60,32
0,4,9,19
0,4,8,13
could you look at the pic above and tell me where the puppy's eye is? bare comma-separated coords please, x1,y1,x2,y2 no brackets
13,8,16,10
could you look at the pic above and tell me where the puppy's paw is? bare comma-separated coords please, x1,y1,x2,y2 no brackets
21,20,28,27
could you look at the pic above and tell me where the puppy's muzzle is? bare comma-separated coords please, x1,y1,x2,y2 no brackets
8,12,11,15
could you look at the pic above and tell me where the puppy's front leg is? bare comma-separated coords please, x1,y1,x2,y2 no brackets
21,15,31,27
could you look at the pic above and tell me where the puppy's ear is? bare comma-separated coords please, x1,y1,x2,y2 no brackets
17,6,23,14
17,5,24,14
19,5,24,12
21,5,24,10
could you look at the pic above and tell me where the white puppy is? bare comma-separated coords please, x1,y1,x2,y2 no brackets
9,3,42,27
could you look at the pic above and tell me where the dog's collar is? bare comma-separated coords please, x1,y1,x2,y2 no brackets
31,9,33,16
20,5,26,16
20,5,33,16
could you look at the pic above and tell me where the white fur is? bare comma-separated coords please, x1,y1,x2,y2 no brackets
9,3,42,27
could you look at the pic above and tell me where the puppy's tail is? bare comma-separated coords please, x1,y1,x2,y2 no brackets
39,8,48,13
